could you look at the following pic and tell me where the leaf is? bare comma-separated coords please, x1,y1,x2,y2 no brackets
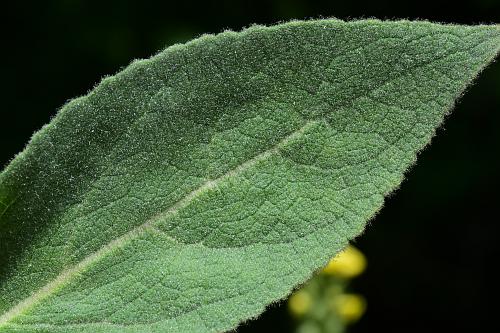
0,19,499,333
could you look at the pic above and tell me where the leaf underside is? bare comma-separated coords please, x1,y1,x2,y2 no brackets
0,19,499,333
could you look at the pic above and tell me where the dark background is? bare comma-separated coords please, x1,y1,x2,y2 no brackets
1,1,499,332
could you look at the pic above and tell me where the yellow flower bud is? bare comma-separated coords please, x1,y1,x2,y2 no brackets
323,245,366,278
332,293,366,323
288,290,312,317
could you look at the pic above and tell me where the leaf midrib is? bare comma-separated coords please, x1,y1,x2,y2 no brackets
65,31,484,255
0,119,318,328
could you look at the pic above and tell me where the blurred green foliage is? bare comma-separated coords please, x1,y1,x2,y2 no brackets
289,246,367,333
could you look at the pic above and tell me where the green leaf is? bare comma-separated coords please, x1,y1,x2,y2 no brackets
0,19,499,333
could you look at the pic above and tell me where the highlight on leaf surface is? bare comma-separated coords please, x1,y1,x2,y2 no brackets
0,18,499,333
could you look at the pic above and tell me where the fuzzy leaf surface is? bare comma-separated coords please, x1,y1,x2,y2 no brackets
0,19,499,333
